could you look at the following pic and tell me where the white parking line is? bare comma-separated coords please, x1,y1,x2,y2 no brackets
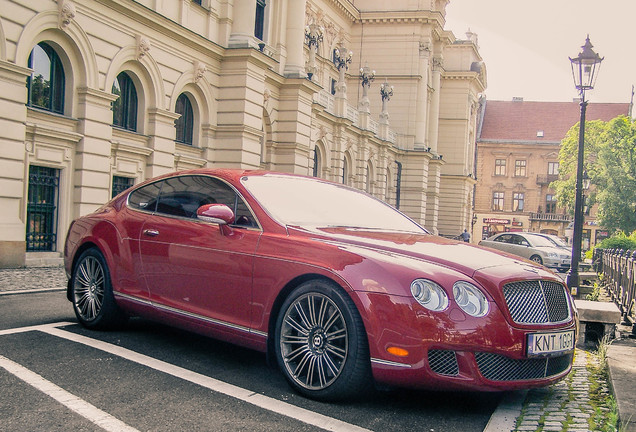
3,322,371,432
0,354,140,432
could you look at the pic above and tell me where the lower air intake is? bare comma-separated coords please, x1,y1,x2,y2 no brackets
475,352,572,381
428,350,459,376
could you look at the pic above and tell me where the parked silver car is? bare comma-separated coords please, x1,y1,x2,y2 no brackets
479,232,571,272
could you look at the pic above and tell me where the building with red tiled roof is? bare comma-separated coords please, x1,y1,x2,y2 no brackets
473,98,631,248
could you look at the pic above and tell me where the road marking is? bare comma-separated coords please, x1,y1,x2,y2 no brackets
3,322,371,432
0,354,140,432
483,390,527,432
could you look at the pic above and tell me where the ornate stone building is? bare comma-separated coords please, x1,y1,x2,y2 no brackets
474,98,631,247
0,0,485,267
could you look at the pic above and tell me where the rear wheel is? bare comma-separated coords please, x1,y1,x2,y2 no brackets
530,255,543,265
71,248,127,329
274,280,371,401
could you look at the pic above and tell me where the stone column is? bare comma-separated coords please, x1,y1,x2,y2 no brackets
0,61,30,267
228,0,258,49
427,56,443,153
414,41,431,150
283,0,307,78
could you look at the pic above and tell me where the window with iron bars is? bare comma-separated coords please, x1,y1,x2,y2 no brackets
26,165,59,251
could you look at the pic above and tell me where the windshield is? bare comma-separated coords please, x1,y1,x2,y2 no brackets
527,234,559,248
545,235,568,247
243,174,426,233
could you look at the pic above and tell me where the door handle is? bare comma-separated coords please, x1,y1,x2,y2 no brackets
143,229,159,237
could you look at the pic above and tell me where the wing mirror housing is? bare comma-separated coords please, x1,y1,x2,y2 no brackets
196,204,235,225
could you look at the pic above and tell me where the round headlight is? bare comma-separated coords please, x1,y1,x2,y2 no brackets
453,281,489,317
411,279,448,312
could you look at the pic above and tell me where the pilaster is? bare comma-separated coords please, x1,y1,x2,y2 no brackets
146,108,180,177
0,61,30,267
74,88,118,218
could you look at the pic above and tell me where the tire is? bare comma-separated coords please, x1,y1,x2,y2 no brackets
71,248,127,330
530,255,543,265
274,280,371,401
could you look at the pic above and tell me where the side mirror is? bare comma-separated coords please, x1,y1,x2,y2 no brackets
196,204,235,225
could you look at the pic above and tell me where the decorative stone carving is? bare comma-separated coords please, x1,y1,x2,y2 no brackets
316,125,328,141
194,61,207,83
419,41,431,56
58,1,76,30
432,56,444,70
263,88,271,108
137,35,151,60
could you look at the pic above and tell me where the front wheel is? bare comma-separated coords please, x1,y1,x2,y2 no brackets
274,280,371,401
71,248,127,329
530,255,543,265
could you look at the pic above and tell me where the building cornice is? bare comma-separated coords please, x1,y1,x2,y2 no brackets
321,0,359,22
478,139,562,146
357,10,444,26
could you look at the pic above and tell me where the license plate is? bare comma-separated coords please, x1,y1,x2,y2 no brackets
562,259,571,265
527,330,575,356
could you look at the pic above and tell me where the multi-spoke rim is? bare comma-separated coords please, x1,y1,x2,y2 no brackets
73,255,105,322
279,293,348,390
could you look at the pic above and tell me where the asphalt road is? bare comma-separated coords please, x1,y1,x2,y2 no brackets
0,291,503,432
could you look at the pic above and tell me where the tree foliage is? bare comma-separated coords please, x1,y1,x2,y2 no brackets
552,115,636,234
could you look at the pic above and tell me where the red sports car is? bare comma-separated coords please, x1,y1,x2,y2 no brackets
64,169,577,400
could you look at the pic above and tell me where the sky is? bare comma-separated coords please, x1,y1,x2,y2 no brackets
444,0,635,104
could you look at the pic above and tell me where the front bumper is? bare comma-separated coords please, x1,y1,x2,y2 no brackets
359,291,576,392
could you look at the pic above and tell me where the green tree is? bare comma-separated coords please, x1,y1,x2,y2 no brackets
552,116,636,234
596,116,636,233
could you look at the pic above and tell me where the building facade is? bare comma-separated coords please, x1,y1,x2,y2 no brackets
473,98,631,247
0,0,485,267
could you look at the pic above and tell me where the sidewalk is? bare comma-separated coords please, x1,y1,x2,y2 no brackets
0,266,67,294
1,266,635,431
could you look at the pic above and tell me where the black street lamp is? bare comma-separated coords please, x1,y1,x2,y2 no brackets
567,36,603,294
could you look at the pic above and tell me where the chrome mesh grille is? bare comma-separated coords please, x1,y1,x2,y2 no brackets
502,280,570,324
428,350,459,376
475,352,573,381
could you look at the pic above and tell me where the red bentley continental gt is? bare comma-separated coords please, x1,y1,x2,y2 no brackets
64,169,577,400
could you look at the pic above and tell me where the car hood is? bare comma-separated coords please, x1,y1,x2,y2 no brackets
292,226,549,279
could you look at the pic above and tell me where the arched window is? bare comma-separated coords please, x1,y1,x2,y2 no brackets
112,72,138,131
175,93,194,145
27,43,65,114
366,164,372,193
342,154,351,185
313,146,322,178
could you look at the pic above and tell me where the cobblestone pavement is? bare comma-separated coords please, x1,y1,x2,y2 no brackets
0,266,66,293
513,349,613,432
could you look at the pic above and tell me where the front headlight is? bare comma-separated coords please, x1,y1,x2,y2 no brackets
411,279,448,312
453,281,489,317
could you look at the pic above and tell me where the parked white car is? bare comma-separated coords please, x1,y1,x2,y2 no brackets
479,232,571,273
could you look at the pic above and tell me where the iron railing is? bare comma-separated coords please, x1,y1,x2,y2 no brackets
598,249,636,330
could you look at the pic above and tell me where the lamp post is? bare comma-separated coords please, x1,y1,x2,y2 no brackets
333,44,353,98
304,23,324,80
567,36,603,293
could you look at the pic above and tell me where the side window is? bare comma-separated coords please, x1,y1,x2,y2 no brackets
128,181,162,212
495,235,511,243
153,175,257,227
